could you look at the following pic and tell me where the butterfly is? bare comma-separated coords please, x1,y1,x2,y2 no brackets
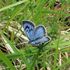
22,20,51,46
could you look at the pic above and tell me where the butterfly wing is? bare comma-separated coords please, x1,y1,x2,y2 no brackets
35,26,45,39
30,26,50,46
22,21,35,41
31,36,50,46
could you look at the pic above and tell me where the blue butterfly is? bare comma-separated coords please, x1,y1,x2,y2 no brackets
22,21,50,46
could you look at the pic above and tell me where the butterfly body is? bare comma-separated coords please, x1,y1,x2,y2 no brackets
22,21,50,46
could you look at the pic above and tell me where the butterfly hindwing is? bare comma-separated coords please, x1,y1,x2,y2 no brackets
31,37,50,46
22,21,35,41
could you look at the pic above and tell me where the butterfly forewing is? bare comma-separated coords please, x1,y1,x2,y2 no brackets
22,21,35,41
35,26,45,39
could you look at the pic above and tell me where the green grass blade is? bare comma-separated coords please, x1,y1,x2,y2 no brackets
0,50,16,70
0,0,28,12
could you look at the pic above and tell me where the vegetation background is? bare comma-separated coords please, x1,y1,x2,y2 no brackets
0,0,70,70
